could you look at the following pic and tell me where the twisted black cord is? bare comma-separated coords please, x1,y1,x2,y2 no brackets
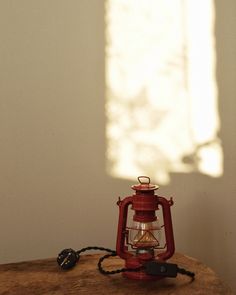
76,246,116,257
57,246,195,279
75,246,142,275
98,252,144,275
177,267,195,280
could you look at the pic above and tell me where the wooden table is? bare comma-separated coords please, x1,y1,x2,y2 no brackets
0,253,233,294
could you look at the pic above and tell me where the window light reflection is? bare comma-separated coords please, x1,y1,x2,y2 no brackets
105,0,223,184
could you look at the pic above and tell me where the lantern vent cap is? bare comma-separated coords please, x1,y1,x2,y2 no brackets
131,176,159,191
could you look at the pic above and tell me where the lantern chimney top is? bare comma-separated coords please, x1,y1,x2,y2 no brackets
131,176,159,192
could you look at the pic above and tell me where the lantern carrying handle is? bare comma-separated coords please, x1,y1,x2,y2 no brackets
116,196,133,260
138,176,150,184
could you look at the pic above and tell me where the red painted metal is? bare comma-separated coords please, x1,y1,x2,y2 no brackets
116,176,175,280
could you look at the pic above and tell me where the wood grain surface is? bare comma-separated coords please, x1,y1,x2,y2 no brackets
0,253,233,295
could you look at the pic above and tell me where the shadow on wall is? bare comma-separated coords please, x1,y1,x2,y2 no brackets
105,0,222,185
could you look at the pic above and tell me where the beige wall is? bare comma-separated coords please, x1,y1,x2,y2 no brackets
0,0,235,292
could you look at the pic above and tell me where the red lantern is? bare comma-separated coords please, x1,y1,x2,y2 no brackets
116,176,175,280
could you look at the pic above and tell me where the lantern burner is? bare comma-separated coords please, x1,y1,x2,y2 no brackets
136,248,154,256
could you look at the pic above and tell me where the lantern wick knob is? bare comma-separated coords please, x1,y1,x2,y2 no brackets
138,176,150,185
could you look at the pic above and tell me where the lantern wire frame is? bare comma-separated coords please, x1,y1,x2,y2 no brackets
125,206,167,256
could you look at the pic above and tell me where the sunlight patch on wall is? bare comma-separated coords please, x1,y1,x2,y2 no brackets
105,0,223,184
